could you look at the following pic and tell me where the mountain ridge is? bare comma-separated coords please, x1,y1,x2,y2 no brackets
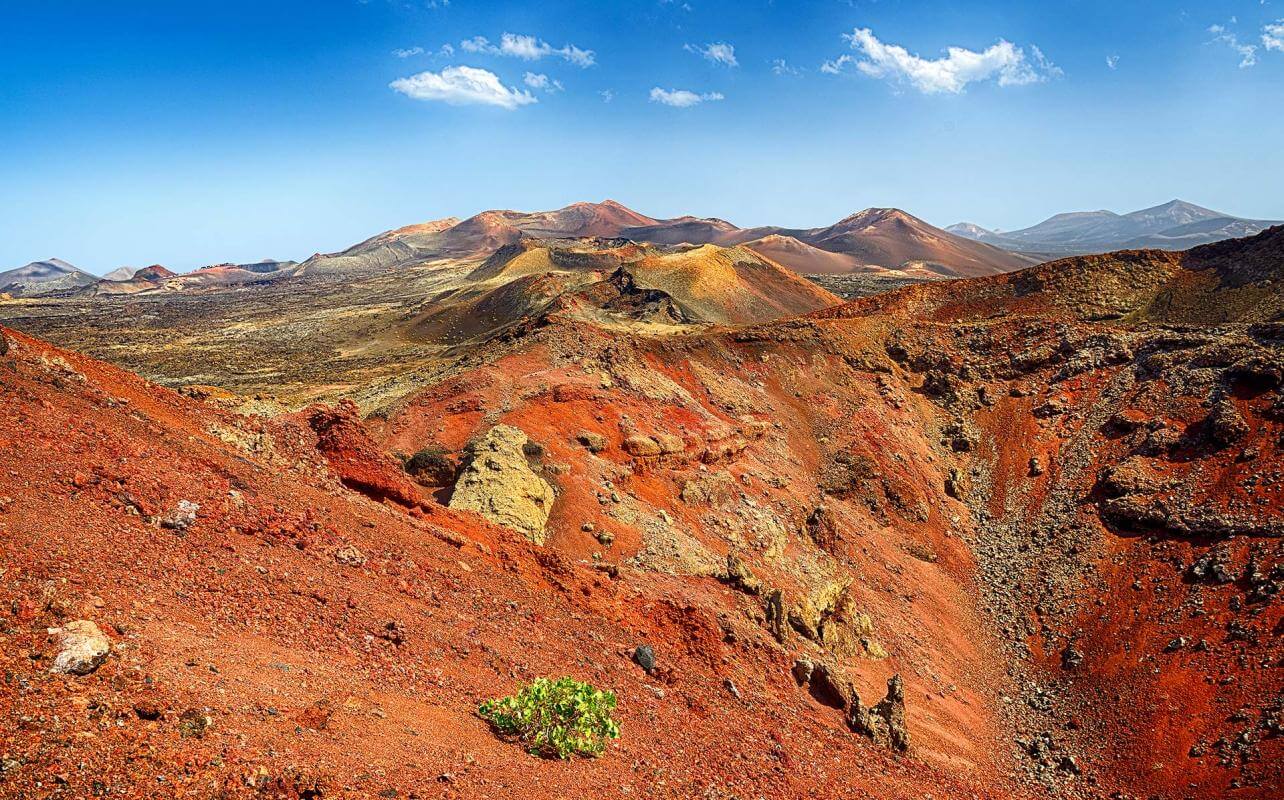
298,200,1036,278
949,199,1281,256
0,258,98,297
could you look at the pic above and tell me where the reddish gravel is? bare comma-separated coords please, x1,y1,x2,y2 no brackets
0,325,1022,798
2,227,1282,800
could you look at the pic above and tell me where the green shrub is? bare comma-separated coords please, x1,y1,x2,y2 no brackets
478,676,620,759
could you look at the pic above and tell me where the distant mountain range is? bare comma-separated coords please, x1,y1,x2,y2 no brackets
0,258,298,298
297,200,1038,279
101,266,138,282
0,258,98,297
7,200,1277,298
947,200,1281,256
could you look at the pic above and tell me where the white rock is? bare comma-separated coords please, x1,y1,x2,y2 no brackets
49,620,110,675
160,499,200,531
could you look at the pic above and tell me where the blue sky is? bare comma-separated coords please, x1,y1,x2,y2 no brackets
2,0,1282,273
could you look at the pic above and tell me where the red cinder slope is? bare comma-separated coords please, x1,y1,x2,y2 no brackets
0,324,1021,799
369,225,1284,798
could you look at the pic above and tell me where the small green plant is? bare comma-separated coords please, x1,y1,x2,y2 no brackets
478,676,620,759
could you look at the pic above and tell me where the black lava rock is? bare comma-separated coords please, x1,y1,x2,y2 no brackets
632,644,655,673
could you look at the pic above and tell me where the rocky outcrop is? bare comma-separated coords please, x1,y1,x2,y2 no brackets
622,434,662,457
720,552,762,596
576,430,607,453
788,584,887,660
791,658,853,710
1097,456,1284,538
1206,397,1249,448
790,659,907,750
847,675,909,752
304,400,427,509
448,425,555,543
403,447,457,486
819,592,888,660
804,504,841,553
159,499,199,533
622,433,685,458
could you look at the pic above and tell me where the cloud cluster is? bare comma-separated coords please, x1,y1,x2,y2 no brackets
523,72,563,92
460,33,595,67
825,28,1061,94
1209,23,1257,68
649,87,724,107
684,42,738,67
820,54,853,75
384,15,1283,112
389,66,537,110
1263,20,1284,52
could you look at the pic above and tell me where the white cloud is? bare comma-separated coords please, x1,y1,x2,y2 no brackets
523,72,563,92
599,89,615,103
820,54,852,75
1264,20,1284,51
390,66,537,110
499,34,551,59
649,87,724,107
827,28,1060,94
438,43,455,57
392,46,424,58
684,42,738,67
459,33,595,67
1106,54,1119,69
772,58,801,76
1208,23,1258,68
1030,45,1063,79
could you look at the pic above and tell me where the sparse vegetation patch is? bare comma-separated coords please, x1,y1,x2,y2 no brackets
478,677,620,759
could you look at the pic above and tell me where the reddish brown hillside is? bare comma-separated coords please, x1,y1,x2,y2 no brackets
371,244,1284,798
821,224,1284,325
741,234,874,275
134,264,178,282
0,324,1021,800
1,229,1280,800
619,216,744,246
497,200,660,238
794,208,1038,277
623,208,1037,277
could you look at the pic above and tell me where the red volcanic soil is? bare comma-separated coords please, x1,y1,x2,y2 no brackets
368,224,1284,798
134,265,178,282
0,324,1021,799
2,227,1282,800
